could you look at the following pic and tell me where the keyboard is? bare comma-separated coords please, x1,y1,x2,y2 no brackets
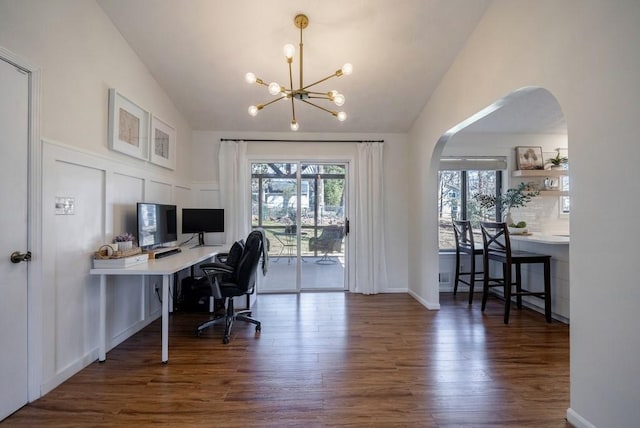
154,248,182,259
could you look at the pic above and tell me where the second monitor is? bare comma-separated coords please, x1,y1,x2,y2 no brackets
182,208,224,246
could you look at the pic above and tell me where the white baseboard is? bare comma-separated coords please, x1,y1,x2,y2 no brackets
39,310,162,398
409,289,440,310
40,349,98,396
567,408,597,428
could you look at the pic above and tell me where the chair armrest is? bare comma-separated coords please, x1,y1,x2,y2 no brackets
199,262,233,274
214,252,229,264
199,262,234,299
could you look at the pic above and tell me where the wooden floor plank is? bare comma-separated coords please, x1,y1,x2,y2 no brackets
3,292,571,427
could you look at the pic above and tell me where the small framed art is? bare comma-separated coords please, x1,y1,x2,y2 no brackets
515,146,544,170
108,89,149,160
149,115,176,170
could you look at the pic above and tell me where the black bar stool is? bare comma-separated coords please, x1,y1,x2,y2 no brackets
452,220,483,304
479,221,552,324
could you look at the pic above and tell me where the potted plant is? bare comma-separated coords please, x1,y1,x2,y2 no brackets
472,182,540,234
547,151,568,170
114,232,135,251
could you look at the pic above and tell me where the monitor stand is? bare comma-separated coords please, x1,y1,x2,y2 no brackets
197,232,205,247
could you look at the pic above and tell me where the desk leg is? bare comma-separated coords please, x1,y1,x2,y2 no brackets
162,274,169,363
99,274,106,362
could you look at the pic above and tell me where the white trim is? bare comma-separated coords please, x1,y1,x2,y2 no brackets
246,153,355,293
40,350,98,396
566,408,597,428
408,289,441,310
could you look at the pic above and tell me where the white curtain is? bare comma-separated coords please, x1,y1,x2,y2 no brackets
218,140,250,244
353,142,389,294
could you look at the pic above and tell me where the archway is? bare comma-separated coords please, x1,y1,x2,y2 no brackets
433,87,570,321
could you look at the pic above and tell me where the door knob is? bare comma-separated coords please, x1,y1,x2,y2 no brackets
10,251,31,263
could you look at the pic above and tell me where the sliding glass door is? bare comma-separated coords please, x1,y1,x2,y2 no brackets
251,162,348,293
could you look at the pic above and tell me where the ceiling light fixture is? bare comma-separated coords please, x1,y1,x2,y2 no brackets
246,13,352,131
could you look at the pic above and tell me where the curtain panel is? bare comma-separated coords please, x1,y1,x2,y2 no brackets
218,140,250,244
353,142,389,294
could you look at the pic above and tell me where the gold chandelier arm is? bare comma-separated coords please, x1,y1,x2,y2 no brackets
287,60,296,121
260,96,287,109
301,71,341,91
300,99,338,116
306,91,331,98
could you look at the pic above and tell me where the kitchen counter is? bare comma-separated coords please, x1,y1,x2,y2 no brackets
510,232,569,245
508,232,570,322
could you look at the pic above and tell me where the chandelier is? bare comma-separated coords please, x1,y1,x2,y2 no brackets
245,13,353,131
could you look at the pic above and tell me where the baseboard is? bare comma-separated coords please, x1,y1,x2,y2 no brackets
408,289,440,310
567,408,597,428
40,349,98,396
39,311,162,398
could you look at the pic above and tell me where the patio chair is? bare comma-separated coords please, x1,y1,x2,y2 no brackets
308,225,344,264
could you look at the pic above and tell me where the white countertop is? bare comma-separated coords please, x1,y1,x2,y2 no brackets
510,232,569,245
90,245,224,275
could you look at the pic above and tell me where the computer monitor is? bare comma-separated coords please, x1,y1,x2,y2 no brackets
136,202,178,249
181,208,224,246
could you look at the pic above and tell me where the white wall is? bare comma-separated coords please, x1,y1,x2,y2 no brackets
191,131,410,293
0,0,194,397
407,1,640,426
0,0,192,182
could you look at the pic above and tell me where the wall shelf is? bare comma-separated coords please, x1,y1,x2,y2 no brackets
513,169,568,177
538,190,569,196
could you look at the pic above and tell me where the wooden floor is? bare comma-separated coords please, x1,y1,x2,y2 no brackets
4,293,571,427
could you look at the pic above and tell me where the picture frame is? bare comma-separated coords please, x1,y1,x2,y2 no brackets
515,146,544,170
149,115,176,170
108,89,149,160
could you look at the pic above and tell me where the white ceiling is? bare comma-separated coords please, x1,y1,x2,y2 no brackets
97,0,565,135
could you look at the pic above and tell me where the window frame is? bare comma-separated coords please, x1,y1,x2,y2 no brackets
438,156,506,251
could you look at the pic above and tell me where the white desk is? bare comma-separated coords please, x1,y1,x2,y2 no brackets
90,246,222,363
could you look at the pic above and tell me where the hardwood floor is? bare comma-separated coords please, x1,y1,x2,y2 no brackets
3,292,571,427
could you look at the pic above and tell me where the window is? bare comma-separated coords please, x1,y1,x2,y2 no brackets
438,157,506,250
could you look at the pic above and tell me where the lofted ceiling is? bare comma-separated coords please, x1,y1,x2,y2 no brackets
97,0,491,133
97,1,565,135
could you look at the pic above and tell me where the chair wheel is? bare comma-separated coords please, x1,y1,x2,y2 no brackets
256,325,261,332
223,336,230,344
195,329,201,337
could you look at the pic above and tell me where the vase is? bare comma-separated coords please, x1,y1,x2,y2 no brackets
117,241,133,251
504,211,513,226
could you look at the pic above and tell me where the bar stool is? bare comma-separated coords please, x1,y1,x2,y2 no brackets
479,221,552,324
452,220,483,304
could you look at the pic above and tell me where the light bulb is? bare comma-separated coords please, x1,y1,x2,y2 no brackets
268,82,281,95
341,63,353,76
245,72,257,84
333,93,345,107
248,105,259,117
337,111,347,122
290,120,299,131
283,44,295,59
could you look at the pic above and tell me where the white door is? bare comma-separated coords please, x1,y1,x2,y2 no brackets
0,57,30,419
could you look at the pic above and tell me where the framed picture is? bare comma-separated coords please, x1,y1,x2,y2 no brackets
515,146,544,170
108,89,149,160
149,115,176,170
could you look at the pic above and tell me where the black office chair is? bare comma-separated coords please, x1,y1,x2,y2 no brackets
196,230,265,343
452,220,483,304
479,221,552,324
